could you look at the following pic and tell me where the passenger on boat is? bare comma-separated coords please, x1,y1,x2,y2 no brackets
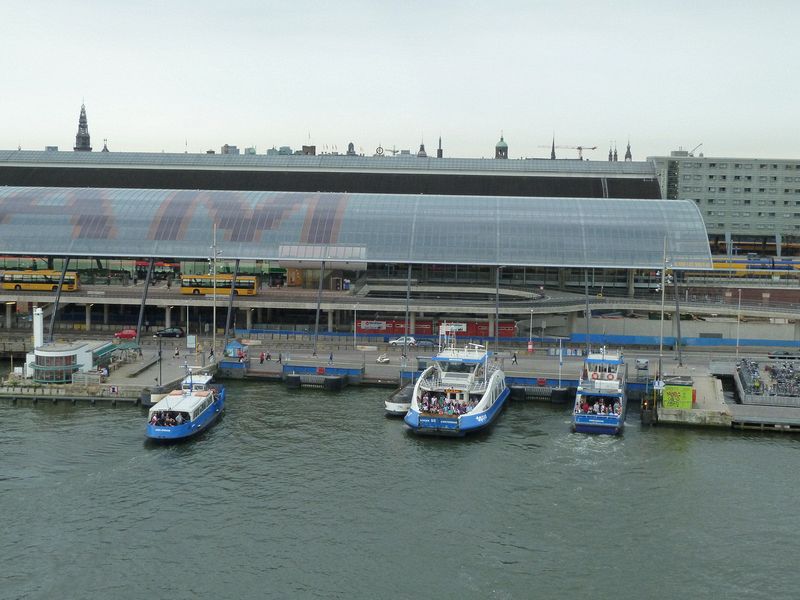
149,413,158,425
176,413,184,425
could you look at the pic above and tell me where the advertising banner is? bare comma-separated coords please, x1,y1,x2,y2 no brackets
663,385,693,409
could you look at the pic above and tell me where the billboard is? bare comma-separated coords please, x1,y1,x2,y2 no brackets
663,385,693,409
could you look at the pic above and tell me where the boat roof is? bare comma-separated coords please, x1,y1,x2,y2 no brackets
182,373,213,386
149,389,213,413
585,354,624,365
433,343,489,363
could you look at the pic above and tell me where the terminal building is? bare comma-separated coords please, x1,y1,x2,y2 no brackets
0,185,720,345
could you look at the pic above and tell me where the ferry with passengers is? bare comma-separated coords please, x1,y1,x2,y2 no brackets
572,348,627,435
146,372,225,441
404,329,509,436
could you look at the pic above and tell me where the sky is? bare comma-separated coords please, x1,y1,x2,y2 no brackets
3,0,799,160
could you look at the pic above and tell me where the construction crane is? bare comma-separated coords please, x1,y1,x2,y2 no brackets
538,144,598,160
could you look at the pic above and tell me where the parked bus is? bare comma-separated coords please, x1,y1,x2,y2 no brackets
1,270,80,292
180,274,258,296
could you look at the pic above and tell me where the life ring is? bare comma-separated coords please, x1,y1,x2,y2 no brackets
606,373,614,380
591,372,599,380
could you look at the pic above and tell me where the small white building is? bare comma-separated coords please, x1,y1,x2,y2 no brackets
25,308,116,383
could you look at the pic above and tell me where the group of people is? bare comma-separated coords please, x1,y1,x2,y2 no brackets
419,392,477,416
575,398,622,416
149,411,188,427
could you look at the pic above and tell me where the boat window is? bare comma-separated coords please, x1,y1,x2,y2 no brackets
438,361,472,374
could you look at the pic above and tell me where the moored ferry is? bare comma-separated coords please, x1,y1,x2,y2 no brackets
146,373,225,441
572,348,627,435
404,334,508,436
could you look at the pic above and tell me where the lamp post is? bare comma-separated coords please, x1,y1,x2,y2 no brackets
153,333,162,387
736,288,742,359
528,308,533,352
210,224,221,361
353,303,358,350
658,236,668,383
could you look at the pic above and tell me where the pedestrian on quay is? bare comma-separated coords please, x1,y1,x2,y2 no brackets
278,352,282,364
260,351,265,364
512,352,518,365
328,352,334,365
174,347,179,358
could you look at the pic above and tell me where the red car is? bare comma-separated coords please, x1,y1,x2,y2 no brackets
114,329,137,340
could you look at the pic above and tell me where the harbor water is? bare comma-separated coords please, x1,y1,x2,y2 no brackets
2,370,800,599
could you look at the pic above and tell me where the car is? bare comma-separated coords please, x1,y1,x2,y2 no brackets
155,327,185,338
768,350,800,360
388,336,416,347
416,339,436,348
114,329,137,340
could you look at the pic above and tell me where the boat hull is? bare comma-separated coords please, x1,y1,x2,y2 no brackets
384,401,410,417
146,394,225,441
572,413,624,435
404,388,510,436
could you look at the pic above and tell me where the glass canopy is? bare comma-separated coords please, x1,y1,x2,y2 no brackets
0,187,712,269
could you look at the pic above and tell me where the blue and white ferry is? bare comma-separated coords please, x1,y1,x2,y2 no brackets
146,373,225,441
404,334,509,436
572,348,627,435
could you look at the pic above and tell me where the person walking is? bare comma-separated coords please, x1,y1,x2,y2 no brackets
278,352,282,364
173,346,180,358
209,347,215,361
512,352,518,365
328,352,334,365
259,351,265,364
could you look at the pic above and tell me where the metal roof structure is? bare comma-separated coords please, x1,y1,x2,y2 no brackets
0,149,656,178
0,186,712,270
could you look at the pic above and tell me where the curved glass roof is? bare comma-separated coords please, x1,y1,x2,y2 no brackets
0,187,712,269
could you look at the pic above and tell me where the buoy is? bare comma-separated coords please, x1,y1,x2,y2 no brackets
607,373,614,380
591,372,599,380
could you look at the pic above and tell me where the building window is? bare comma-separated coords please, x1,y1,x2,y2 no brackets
759,164,767,169
733,188,741,193
708,198,714,204
708,187,716,192
719,187,726,192
717,199,726,205
708,175,716,180
759,176,768,182
683,175,691,180
720,163,728,168
744,199,751,205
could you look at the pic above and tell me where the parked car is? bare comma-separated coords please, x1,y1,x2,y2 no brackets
114,328,137,340
416,339,436,348
768,350,800,360
155,327,185,338
388,336,416,347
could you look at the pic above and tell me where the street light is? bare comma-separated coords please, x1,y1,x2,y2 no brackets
736,288,742,359
353,303,358,350
210,224,222,360
528,308,533,352
153,333,162,387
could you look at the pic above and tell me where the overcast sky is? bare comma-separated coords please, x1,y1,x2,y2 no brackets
4,0,798,160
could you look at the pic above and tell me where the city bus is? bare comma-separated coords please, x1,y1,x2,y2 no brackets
179,274,258,295
1,270,80,292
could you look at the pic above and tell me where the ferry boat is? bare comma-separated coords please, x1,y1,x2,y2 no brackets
146,373,225,441
404,334,509,436
572,348,627,435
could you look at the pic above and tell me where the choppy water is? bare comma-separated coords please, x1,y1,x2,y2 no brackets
2,372,800,599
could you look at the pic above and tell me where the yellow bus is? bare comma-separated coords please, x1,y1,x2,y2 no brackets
180,274,258,296
1,270,80,292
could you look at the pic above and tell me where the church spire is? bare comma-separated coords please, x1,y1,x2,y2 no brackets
613,144,618,162
74,103,92,152
624,139,632,161
608,144,613,162
437,135,443,158
550,135,556,160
